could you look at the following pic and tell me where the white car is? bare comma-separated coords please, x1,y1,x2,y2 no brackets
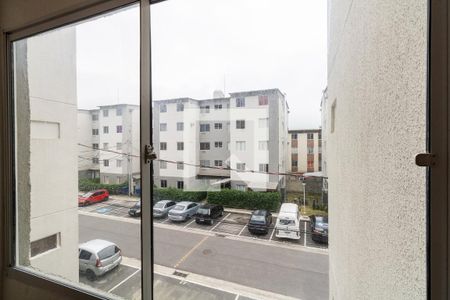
79,239,122,280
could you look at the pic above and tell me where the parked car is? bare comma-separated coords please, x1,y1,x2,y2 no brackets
248,210,272,234
195,204,224,225
310,215,328,243
78,189,109,207
153,200,177,218
168,201,199,222
79,239,122,281
128,200,141,217
275,203,300,240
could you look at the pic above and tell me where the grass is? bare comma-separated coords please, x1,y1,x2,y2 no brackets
286,192,327,216
300,205,328,217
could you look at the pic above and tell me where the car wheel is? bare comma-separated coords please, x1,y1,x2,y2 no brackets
86,269,96,281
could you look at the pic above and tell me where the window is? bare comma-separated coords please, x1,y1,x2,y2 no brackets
214,160,223,167
103,126,109,134
160,161,167,169
161,180,168,188
92,114,98,121
259,95,268,105
307,133,314,139
236,120,245,129
103,109,109,117
92,143,99,149
92,128,99,135
92,158,99,164
116,107,122,116
214,104,222,110
104,160,109,167
116,160,122,168
160,104,167,112
258,118,269,128
236,141,246,151
214,141,223,148
79,250,92,261
318,132,322,139
103,142,108,150
116,125,123,133
307,160,314,171
200,123,210,132
307,147,314,154
116,142,122,150
200,142,210,150
160,142,167,150
30,233,59,257
200,160,210,167
177,103,184,111
236,97,245,107
258,141,268,151
177,122,184,131
160,123,167,131
259,163,269,172
177,181,184,189
200,105,210,113
236,184,246,191
236,163,246,171
214,123,222,129
291,133,298,140
292,160,298,167
177,162,184,170
177,142,184,150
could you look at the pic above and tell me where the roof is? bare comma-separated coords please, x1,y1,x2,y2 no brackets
253,209,268,215
79,239,116,253
280,203,299,213
176,201,193,206
199,204,217,209
229,88,284,98
289,129,321,134
156,199,174,204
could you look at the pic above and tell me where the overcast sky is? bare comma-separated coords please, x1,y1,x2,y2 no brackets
76,0,327,129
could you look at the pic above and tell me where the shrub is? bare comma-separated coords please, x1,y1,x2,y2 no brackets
78,178,128,195
153,187,207,203
207,189,280,211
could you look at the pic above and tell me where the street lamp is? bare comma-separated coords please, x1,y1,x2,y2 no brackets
302,182,306,214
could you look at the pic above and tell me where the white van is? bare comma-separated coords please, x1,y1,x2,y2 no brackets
275,203,300,240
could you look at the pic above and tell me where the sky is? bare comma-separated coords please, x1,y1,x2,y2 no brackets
76,0,327,129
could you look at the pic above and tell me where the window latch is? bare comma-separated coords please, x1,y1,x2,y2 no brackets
144,145,157,164
415,153,436,167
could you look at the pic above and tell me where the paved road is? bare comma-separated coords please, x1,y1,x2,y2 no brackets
79,214,329,300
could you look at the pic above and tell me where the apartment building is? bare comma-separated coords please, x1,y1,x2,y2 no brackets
153,89,288,192
288,129,322,173
77,104,140,185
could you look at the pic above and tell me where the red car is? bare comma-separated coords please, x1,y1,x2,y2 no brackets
78,189,109,206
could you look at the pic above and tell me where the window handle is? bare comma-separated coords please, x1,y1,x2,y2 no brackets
144,145,157,164
415,153,436,167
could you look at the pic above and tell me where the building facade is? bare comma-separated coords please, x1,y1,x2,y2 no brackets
153,89,288,192
287,129,322,173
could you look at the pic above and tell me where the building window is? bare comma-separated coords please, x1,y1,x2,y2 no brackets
291,133,298,140
116,125,123,133
200,142,210,150
92,129,99,135
307,147,314,154
236,120,245,129
103,126,109,134
214,123,222,129
236,141,246,151
177,103,184,111
214,104,222,110
292,160,298,167
318,132,322,139
160,123,167,131
307,133,314,139
104,160,109,167
116,142,122,150
200,123,210,132
160,161,167,169
161,180,167,188
92,114,98,121
92,158,99,164
92,143,99,149
200,105,210,113
236,184,246,191
307,160,314,172
103,143,108,150
258,95,268,105
177,162,184,170
258,141,268,151
236,97,245,107
258,118,268,128
116,160,122,168
177,122,184,131
259,163,269,172
30,233,60,258
103,109,109,117
214,141,223,148
177,181,184,190
160,142,167,150
177,142,184,150
160,104,167,113
200,160,210,167
116,107,122,116
214,160,223,167
236,163,246,171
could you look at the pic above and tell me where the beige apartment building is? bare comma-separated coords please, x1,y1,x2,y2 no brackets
288,129,322,174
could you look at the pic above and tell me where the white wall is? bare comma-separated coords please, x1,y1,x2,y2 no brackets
327,0,427,299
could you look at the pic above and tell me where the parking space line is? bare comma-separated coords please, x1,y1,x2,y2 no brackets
161,218,170,224
174,235,209,269
303,222,307,247
108,269,140,293
269,228,275,241
210,213,231,232
234,294,240,300
237,225,247,236
184,218,196,228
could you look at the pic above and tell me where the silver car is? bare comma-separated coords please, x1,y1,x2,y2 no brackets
153,200,177,218
79,239,122,280
168,201,199,222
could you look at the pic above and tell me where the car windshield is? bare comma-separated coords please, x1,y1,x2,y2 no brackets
279,218,295,226
154,202,165,209
172,205,185,211
251,215,265,222
197,208,210,215
134,202,141,208
81,192,93,198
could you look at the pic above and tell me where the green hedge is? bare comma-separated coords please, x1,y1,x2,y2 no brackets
79,178,128,195
153,187,207,203
207,189,280,211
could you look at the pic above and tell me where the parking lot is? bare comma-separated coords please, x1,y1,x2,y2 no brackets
78,198,328,250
